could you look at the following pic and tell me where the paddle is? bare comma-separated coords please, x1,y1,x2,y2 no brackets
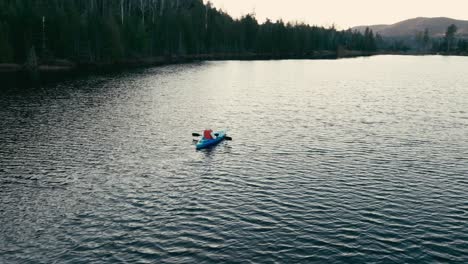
214,133,232,140
192,132,232,141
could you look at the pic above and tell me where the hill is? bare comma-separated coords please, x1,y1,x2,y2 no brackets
352,17,468,37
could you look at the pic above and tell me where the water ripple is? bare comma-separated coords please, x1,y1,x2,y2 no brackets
1,57,468,263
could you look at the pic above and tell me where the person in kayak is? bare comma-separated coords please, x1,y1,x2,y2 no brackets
203,129,216,140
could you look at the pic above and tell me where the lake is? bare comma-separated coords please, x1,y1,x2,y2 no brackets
1,55,467,263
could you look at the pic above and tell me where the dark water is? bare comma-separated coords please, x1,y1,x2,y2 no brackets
1,56,468,263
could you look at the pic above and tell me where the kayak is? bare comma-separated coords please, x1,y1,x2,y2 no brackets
196,131,226,150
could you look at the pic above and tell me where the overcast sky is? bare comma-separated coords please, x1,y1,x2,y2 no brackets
208,0,468,29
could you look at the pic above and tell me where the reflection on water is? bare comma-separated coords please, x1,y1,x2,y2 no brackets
1,56,468,263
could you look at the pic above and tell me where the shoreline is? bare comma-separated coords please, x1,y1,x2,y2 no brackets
1,51,467,87
0,51,375,74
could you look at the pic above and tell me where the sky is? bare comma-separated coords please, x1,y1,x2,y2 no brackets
207,0,468,29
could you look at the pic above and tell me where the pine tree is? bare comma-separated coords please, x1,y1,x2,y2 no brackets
423,28,430,50
0,22,14,62
0,0,403,65
445,24,458,52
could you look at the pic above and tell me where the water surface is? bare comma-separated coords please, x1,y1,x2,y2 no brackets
1,56,468,263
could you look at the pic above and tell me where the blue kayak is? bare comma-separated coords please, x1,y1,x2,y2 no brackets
196,131,226,150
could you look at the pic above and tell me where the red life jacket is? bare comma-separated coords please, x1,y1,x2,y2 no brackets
203,130,214,140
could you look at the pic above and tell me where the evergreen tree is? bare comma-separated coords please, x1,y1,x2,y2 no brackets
445,24,458,52
0,22,14,62
423,28,430,50
0,0,399,65
415,31,424,51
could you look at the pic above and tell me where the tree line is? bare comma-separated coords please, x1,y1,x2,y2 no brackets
0,0,383,65
413,24,468,53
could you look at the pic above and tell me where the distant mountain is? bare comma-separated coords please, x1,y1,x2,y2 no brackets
352,17,468,37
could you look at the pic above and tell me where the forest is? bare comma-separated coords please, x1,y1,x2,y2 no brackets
0,0,381,65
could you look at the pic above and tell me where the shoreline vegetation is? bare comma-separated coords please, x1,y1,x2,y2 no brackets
0,0,384,86
1,50,466,74
2,51,361,74
1,0,467,86
2,50,467,87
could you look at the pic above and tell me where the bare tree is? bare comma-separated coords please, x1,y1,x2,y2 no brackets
141,0,145,24
160,0,165,16
121,0,124,25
